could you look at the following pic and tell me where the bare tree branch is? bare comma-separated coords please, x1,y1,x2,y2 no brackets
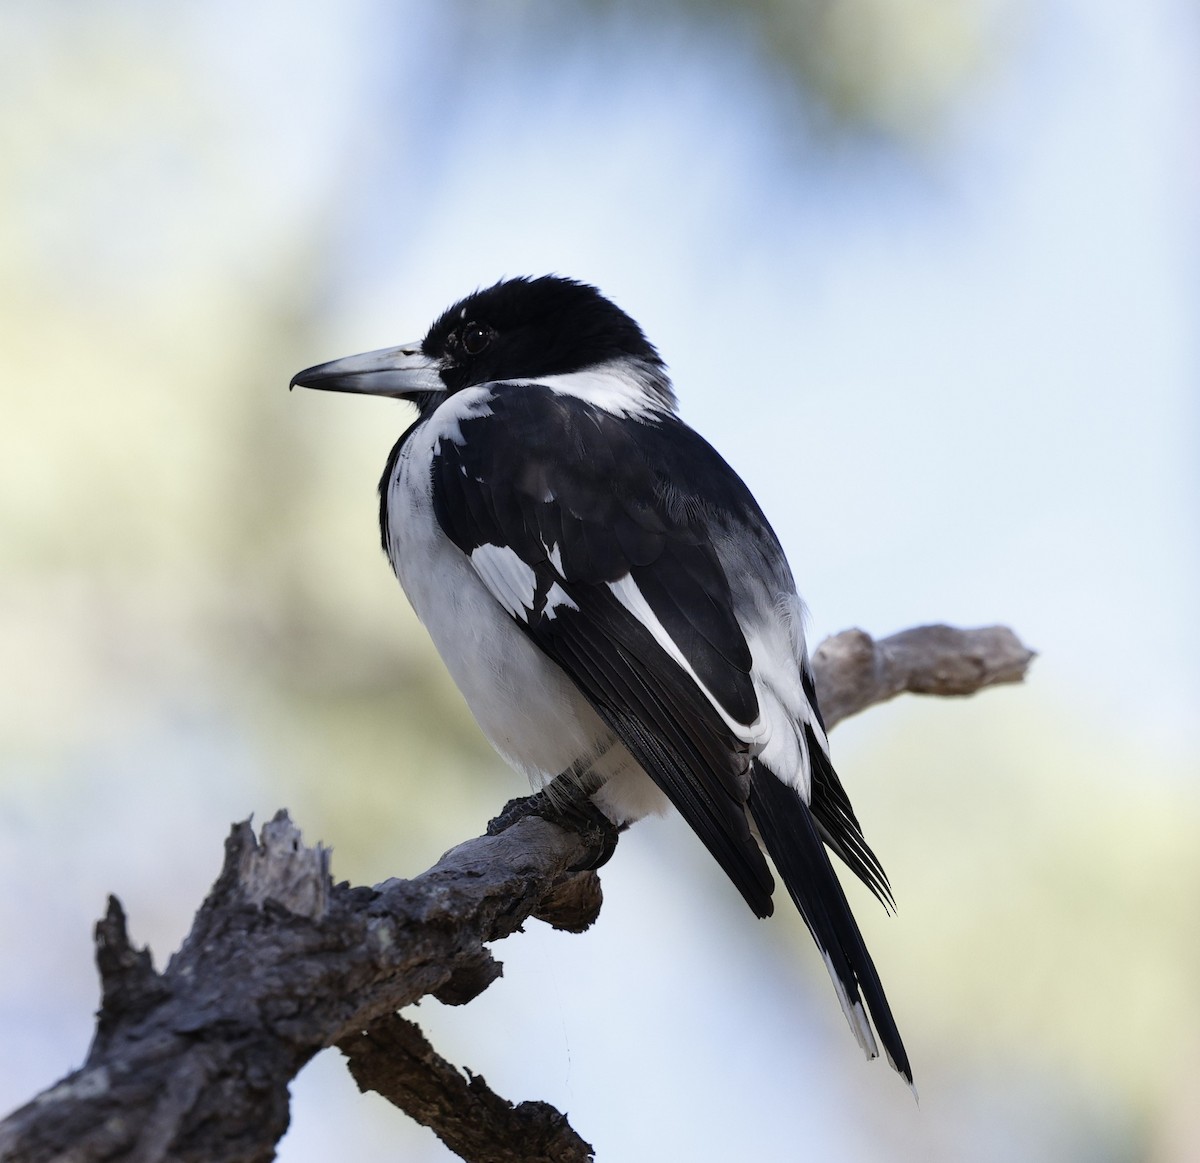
0,623,1033,1163
339,1015,594,1163
813,624,1035,728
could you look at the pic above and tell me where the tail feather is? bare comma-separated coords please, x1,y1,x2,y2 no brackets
748,759,913,1086
805,723,895,912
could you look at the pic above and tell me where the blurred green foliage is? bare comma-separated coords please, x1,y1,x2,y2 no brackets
581,0,1020,137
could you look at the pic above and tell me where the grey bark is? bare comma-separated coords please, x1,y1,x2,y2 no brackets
0,623,1033,1163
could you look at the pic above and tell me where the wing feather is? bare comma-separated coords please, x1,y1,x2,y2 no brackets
428,384,775,910
417,376,908,1076
548,601,774,916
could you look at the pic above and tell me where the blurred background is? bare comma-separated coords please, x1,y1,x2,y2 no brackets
2,0,1198,1159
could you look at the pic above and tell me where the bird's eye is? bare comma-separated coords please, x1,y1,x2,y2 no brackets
460,322,493,357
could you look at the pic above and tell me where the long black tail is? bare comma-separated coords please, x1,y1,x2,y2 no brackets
747,759,913,1086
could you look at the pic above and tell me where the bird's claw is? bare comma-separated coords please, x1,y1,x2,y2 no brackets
487,787,621,872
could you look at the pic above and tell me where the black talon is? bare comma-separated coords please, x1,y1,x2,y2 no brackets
487,779,621,872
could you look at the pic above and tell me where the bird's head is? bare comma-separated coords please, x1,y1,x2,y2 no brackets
290,275,673,413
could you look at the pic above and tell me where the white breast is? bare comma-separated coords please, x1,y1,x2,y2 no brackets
383,393,611,788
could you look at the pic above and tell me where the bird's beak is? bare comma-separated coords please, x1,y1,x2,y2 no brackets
289,343,445,399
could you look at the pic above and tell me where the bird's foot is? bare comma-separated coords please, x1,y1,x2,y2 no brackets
487,782,622,872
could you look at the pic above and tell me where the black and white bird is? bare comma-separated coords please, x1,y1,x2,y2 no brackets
291,275,911,1084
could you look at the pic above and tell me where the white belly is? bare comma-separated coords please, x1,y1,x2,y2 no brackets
383,404,667,821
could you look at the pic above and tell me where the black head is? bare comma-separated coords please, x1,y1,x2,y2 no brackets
290,275,673,412
422,276,663,392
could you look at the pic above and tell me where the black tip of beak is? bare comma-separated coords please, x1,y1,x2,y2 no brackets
289,366,319,392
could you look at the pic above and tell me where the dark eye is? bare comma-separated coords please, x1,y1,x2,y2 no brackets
460,321,493,356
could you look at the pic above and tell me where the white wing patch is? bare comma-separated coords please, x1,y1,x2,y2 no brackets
543,582,578,620
471,545,579,624
471,544,537,622
606,574,767,747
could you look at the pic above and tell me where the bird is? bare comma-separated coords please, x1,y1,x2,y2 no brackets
291,275,912,1084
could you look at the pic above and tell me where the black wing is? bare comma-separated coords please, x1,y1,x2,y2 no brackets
430,383,778,916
